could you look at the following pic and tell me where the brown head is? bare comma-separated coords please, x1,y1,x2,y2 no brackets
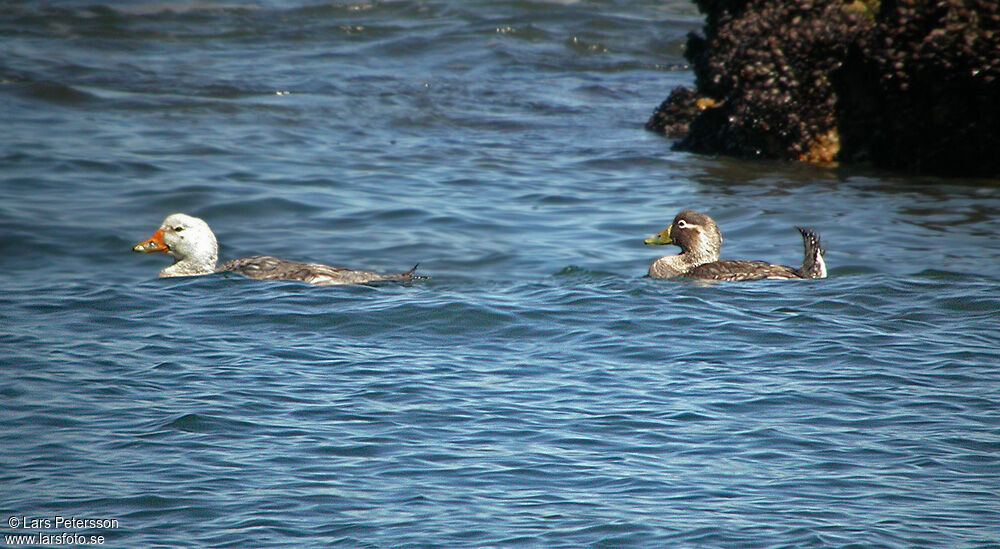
644,210,723,263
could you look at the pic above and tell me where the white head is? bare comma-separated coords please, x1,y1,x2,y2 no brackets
133,213,219,277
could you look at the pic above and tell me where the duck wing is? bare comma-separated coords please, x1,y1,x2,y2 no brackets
219,256,417,285
683,260,804,281
296,263,418,285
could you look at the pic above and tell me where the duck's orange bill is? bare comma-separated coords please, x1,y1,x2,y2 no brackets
133,230,169,253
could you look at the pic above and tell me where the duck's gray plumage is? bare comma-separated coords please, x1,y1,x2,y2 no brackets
645,210,826,281
219,256,418,285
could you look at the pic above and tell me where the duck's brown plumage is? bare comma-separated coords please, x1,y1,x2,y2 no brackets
644,210,826,281
682,260,802,281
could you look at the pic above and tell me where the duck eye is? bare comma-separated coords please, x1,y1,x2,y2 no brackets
173,226,185,232
676,219,688,229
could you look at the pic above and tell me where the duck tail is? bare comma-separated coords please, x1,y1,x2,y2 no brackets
395,263,420,280
795,228,827,279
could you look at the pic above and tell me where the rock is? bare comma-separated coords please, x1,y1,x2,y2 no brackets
647,0,999,177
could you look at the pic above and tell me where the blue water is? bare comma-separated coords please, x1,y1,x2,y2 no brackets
2,2,999,547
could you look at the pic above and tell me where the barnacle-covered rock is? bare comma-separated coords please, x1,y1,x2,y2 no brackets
648,0,999,176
